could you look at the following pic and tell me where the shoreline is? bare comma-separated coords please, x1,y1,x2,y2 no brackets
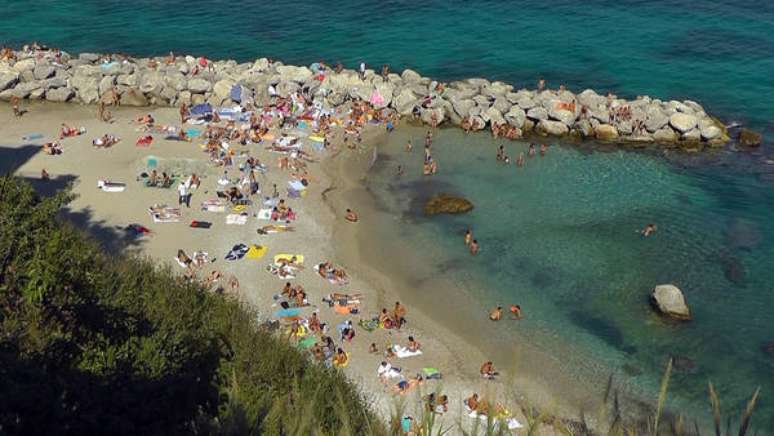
2,44,752,152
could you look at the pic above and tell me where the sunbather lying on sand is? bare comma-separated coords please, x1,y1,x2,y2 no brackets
176,249,193,268
59,123,85,139
392,374,423,395
93,134,120,148
345,208,359,222
134,113,155,126
316,262,349,285
43,141,62,155
332,348,349,368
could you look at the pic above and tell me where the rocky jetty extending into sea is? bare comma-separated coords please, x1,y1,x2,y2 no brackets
1,45,733,148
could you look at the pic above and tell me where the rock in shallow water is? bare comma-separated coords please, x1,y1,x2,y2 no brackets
651,284,691,320
424,194,474,216
738,128,762,147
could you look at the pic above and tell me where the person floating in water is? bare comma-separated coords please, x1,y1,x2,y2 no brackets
510,304,522,320
464,228,473,246
489,306,502,321
470,239,479,255
528,143,536,157
640,223,657,237
540,143,547,156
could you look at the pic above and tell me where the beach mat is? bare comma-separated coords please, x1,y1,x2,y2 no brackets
190,220,212,229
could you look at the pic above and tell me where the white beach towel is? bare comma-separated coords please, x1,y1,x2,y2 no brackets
257,208,272,220
393,345,422,358
226,214,248,225
97,180,126,192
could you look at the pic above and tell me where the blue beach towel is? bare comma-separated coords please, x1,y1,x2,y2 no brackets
274,308,302,318
230,84,243,102
190,103,213,116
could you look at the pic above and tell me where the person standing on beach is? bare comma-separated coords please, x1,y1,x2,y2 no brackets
180,102,189,124
359,61,366,80
177,180,190,208
538,77,546,92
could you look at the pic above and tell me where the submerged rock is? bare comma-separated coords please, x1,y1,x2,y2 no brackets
424,194,474,216
651,284,691,320
738,128,762,147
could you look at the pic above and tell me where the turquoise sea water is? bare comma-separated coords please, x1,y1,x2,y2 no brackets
3,0,773,430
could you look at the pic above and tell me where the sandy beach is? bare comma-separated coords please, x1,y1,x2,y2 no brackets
3,101,592,434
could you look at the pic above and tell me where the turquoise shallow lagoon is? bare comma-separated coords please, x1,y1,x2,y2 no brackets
364,126,774,430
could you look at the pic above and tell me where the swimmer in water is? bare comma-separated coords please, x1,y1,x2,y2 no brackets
516,152,525,167
528,143,536,157
640,223,657,237
406,140,413,152
540,143,547,156
397,165,404,176
464,228,473,246
470,239,479,255
489,306,502,321
510,304,522,320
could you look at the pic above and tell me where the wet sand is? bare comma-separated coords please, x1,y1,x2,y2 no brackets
3,101,610,434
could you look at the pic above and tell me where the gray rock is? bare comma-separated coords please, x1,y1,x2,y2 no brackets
12,58,36,72
99,75,115,96
29,88,46,100
33,65,56,80
537,119,569,136
492,97,511,114
651,284,691,320
45,77,67,89
11,81,43,98
213,79,235,100
616,120,633,135
504,106,526,128
0,71,19,91
669,112,698,133
483,106,504,125
421,107,446,126
78,53,101,63
577,89,606,109
46,87,75,102
177,90,192,106
589,109,610,124
276,65,312,83
394,88,419,115
549,108,576,126
117,74,138,87
700,124,722,141
188,78,212,94
401,69,421,83
682,128,701,142
526,106,548,121
645,108,669,132
120,89,149,106
595,124,619,140
139,72,163,95
653,127,678,143
276,80,300,98
575,119,593,138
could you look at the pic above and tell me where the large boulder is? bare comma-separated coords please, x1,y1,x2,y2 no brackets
276,65,312,83
651,284,691,320
595,124,619,140
120,88,149,106
71,75,99,104
33,64,56,80
537,119,569,136
99,75,115,96
45,87,75,102
424,194,473,216
401,69,421,83
0,71,19,91
549,108,576,126
188,78,212,94
738,128,762,147
653,127,678,143
526,106,548,121
504,106,526,128
12,58,36,72
669,112,698,133
394,88,419,116
645,108,669,132
577,89,606,109
213,79,235,100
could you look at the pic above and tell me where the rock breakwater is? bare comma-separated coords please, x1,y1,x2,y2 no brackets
0,45,731,148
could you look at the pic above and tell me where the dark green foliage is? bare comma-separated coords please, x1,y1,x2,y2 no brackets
0,177,380,435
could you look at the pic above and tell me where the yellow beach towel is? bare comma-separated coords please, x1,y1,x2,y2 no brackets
274,254,304,264
246,244,268,259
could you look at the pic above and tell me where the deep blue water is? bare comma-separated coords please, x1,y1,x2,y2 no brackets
3,0,773,430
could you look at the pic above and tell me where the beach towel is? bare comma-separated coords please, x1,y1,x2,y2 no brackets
245,244,268,259
393,345,422,358
334,303,358,315
201,200,226,212
266,264,296,280
185,128,201,138
297,336,317,349
22,133,44,142
136,135,153,147
97,180,126,192
189,220,212,229
257,208,272,220
257,224,294,234
422,367,442,380
273,254,304,265
230,84,243,103
225,214,247,225
274,308,302,319
358,318,379,332
225,243,249,261
263,198,279,207
288,180,307,192
190,103,213,117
